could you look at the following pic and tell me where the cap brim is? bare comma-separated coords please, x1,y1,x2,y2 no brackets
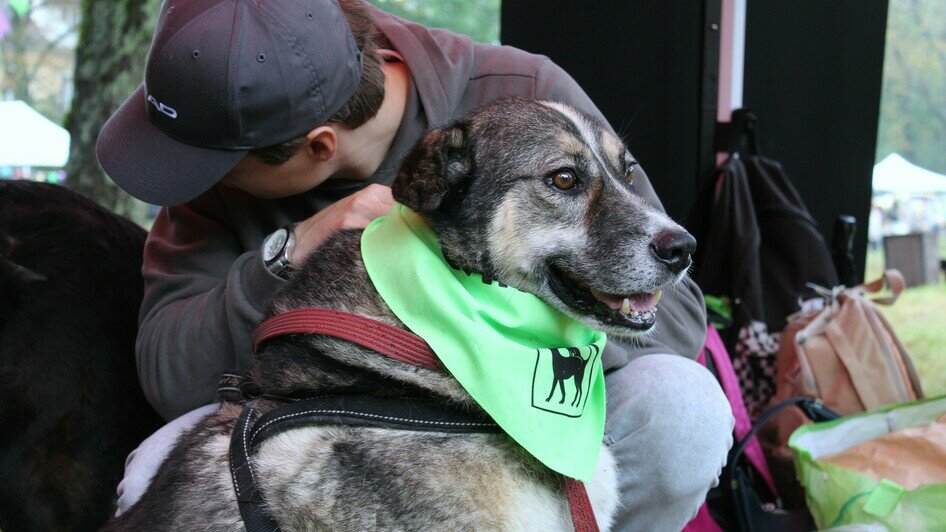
96,85,247,206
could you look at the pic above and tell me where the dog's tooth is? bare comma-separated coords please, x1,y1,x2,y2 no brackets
620,298,631,314
654,290,662,305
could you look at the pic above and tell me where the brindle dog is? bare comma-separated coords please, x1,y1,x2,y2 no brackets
107,99,696,531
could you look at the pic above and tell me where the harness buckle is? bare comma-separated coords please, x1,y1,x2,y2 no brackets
216,371,261,404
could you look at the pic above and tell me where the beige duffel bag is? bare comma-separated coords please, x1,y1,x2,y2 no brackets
788,269,923,413
760,269,925,507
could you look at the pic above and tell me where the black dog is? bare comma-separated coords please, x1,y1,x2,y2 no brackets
546,345,598,406
0,182,162,531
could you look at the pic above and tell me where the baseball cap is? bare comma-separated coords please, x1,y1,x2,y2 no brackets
96,0,363,206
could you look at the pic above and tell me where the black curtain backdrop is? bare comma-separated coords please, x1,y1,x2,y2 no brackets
501,1,889,278
501,1,714,224
743,0,889,281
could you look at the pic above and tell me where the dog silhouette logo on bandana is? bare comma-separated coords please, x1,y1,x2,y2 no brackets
532,344,601,417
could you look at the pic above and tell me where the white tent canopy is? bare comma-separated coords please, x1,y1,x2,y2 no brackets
0,100,71,168
873,153,946,195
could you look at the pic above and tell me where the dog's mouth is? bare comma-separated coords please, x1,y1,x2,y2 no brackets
547,266,662,331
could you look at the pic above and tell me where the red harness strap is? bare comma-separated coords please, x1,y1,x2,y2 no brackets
564,477,600,531
253,308,442,370
252,308,599,532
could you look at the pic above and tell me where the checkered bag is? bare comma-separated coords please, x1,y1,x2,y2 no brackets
732,320,782,420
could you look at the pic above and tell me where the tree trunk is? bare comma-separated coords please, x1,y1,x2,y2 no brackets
64,0,160,224
0,7,33,103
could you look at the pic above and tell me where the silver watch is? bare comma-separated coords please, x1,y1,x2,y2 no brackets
262,224,296,279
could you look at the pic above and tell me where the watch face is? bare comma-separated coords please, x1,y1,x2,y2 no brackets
263,229,288,262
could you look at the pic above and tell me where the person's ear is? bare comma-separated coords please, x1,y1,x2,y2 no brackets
392,121,473,213
304,126,337,162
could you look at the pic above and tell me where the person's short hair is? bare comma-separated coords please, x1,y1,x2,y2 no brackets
250,0,385,166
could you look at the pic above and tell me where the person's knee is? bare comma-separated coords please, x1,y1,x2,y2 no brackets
606,354,734,501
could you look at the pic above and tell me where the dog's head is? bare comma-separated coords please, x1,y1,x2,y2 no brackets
392,99,695,338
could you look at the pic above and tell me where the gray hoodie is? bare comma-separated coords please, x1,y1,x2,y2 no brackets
138,6,707,420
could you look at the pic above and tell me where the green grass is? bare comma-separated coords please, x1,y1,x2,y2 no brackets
865,248,946,397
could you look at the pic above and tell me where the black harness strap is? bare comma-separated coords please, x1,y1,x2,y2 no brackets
229,394,499,531
230,400,278,532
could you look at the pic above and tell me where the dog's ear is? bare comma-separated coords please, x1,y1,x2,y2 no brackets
392,122,473,213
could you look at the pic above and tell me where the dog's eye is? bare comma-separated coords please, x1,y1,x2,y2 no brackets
550,170,577,191
625,162,637,186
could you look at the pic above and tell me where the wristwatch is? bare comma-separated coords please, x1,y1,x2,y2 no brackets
262,224,297,279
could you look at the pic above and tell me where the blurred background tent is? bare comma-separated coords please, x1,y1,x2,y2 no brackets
0,100,69,167
874,153,946,195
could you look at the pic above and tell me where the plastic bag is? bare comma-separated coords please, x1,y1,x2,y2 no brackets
789,395,946,529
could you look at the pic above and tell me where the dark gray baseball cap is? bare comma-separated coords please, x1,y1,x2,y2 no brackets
96,0,363,206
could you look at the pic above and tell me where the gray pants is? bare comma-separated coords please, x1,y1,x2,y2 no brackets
117,354,733,531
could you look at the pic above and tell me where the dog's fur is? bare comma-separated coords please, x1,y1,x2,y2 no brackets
108,99,695,531
0,182,163,531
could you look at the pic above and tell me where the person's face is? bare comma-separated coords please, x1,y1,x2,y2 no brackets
219,126,337,199
219,149,328,199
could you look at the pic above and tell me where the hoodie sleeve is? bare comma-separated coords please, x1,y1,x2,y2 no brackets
137,192,284,420
534,58,707,367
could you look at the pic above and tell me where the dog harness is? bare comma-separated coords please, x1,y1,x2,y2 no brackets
228,308,601,532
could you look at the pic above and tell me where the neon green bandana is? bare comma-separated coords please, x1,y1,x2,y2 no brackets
361,204,607,481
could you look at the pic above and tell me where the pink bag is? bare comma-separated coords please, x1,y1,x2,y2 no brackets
683,327,777,532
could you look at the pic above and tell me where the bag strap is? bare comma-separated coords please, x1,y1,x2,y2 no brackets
702,327,778,497
827,268,916,407
871,309,925,399
726,396,840,499
858,269,905,305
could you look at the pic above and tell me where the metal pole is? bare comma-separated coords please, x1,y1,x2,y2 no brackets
718,0,746,122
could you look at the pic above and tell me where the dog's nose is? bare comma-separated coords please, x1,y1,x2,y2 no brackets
650,230,697,274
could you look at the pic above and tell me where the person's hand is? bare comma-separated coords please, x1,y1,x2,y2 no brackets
289,183,395,264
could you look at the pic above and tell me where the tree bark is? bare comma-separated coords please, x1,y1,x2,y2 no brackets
64,0,160,224
0,7,34,102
